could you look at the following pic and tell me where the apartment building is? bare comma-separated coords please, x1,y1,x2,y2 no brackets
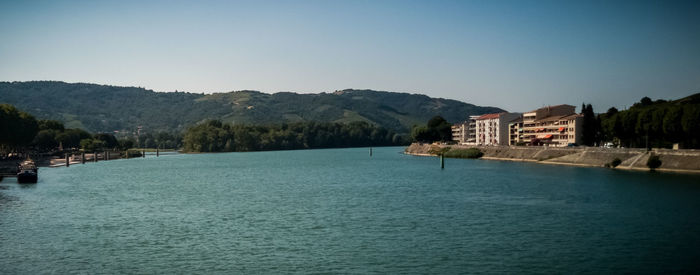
475,112,521,146
450,115,480,145
451,122,467,144
519,105,583,147
508,117,524,145
466,115,479,145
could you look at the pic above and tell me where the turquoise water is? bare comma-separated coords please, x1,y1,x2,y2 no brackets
1,147,699,273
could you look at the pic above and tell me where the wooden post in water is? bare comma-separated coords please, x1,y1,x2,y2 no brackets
66,154,70,167
369,147,372,157
156,147,159,157
125,150,129,159
142,149,145,158
81,152,85,164
94,152,97,162
440,155,444,169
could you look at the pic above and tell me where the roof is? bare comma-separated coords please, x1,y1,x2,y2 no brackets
526,104,575,113
561,113,583,120
533,113,582,123
476,113,504,120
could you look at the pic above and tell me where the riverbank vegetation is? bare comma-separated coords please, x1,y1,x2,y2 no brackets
1,104,38,152
426,145,483,159
444,148,484,159
1,104,181,156
411,116,453,143
182,120,406,152
586,94,700,149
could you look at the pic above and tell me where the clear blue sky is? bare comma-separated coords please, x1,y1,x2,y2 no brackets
1,0,698,112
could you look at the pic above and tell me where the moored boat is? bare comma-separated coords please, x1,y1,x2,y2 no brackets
17,160,38,184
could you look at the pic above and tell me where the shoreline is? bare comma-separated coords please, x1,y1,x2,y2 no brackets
404,143,700,175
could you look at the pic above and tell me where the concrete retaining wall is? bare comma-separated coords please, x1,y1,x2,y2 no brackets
405,143,700,174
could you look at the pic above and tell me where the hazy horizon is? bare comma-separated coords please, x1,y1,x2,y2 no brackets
2,0,699,112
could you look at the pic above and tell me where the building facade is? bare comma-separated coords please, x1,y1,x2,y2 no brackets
450,115,480,145
518,105,583,147
508,117,524,145
475,113,521,146
451,123,467,144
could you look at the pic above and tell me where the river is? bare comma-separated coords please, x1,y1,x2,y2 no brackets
1,147,699,273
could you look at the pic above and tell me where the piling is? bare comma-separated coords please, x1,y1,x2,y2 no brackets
440,155,444,169
65,154,70,167
369,147,372,157
94,152,97,162
142,149,145,158
81,152,86,164
156,148,159,157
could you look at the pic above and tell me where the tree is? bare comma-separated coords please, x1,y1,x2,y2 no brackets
681,105,700,148
80,138,106,151
589,94,699,149
94,133,118,148
55,129,91,149
581,104,598,146
32,129,59,150
663,106,683,143
424,116,452,142
182,120,403,152
0,104,39,149
118,138,136,150
411,126,431,142
38,119,65,131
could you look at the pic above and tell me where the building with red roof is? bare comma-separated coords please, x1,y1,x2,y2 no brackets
474,112,521,146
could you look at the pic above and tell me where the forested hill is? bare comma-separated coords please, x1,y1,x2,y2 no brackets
0,81,503,133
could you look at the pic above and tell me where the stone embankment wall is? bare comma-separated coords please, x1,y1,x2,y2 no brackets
405,143,700,174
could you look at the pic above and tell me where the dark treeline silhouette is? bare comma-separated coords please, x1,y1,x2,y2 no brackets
1,103,181,155
585,94,700,149
182,120,407,152
410,116,453,143
0,104,38,152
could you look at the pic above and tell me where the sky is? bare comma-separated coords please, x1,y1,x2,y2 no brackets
1,0,699,112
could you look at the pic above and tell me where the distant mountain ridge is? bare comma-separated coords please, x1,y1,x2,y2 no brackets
0,81,504,133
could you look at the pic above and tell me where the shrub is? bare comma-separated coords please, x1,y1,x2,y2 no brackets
647,155,662,170
610,158,622,168
444,148,484,159
428,146,450,156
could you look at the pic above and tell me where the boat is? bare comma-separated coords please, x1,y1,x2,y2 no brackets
17,160,38,184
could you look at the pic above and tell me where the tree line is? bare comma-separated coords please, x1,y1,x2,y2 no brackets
182,120,407,152
1,103,181,155
582,95,700,149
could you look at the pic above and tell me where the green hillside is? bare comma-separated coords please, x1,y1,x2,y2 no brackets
0,81,503,133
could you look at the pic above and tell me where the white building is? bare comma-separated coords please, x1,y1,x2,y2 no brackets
475,112,521,146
